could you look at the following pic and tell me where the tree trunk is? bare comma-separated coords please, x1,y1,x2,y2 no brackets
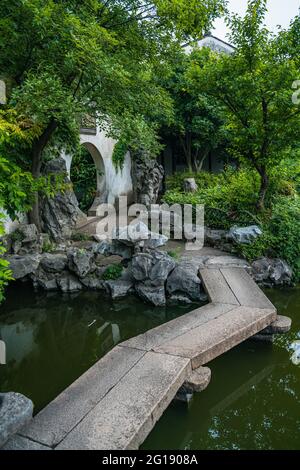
28,119,58,230
256,168,269,211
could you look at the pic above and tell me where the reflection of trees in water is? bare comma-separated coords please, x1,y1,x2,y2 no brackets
0,286,193,413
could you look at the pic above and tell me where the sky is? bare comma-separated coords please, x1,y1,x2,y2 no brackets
213,0,300,42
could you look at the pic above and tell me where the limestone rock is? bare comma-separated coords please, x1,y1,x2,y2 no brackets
166,260,204,302
40,253,68,273
251,257,293,286
135,284,166,307
7,254,41,280
80,268,106,290
131,251,176,286
57,273,83,292
40,157,87,241
67,248,94,278
228,225,262,244
131,149,164,207
106,280,134,299
0,392,33,448
205,227,228,246
183,178,198,193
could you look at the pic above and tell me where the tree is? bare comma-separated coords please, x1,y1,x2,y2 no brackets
188,0,300,209
0,0,225,229
160,48,227,172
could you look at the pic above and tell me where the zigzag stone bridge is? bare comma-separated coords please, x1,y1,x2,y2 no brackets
3,256,291,450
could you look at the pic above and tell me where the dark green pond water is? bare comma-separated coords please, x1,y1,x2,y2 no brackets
0,284,195,413
143,286,300,450
0,284,299,450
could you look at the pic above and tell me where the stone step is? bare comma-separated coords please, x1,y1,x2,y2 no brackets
199,268,239,305
263,315,292,334
155,306,277,369
56,351,190,450
220,268,275,310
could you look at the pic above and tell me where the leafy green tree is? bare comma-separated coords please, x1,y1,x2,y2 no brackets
0,0,225,229
188,0,300,209
160,48,227,172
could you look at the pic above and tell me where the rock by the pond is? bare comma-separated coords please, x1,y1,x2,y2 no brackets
32,272,58,291
183,178,198,193
166,260,203,302
67,248,94,278
251,257,293,286
80,268,106,290
105,280,134,299
131,251,176,286
131,149,164,207
57,273,83,292
7,254,41,280
135,283,166,307
0,392,33,448
228,225,262,244
40,253,68,273
40,157,87,242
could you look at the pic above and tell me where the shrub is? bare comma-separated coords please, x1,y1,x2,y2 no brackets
102,264,123,281
42,240,56,253
71,232,90,242
0,217,13,303
164,168,300,281
164,168,261,229
237,196,300,282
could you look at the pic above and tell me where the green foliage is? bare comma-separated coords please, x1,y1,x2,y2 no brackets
102,263,123,281
70,232,91,242
187,0,300,208
167,249,181,260
112,140,128,171
164,168,262,229
70,146,97,213
238,196,300,282
42,240,56,253
9,228,25,243
165,167,300,281
159,47,228,171
0,216,13,304
0,0,225,170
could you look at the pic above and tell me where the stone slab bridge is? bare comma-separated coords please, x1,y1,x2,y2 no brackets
3,264,291,450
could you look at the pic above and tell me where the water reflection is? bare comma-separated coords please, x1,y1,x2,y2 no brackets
0,283,194,413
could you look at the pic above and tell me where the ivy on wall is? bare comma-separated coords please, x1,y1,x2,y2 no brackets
112,140,128,171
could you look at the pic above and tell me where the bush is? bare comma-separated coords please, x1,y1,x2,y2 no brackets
102,264,123,281
164,168,261,229
71,232,90,242
164,168,300,281
231,196,300,282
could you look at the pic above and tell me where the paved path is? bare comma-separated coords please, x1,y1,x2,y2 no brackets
3,261,279,450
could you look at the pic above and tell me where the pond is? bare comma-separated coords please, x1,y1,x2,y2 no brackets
0,283,299,450
0,283,196,413
143,286,300,450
